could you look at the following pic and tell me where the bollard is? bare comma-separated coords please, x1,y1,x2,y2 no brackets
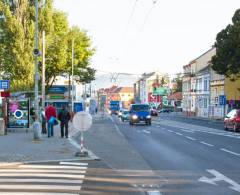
0,118,4,136
33,121,41,140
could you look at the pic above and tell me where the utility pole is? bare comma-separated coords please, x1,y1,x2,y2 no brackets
33,0,41,140
42,30,45,109
71,39,74,112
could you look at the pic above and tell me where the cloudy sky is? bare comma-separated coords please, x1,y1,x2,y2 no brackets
54,0,240,76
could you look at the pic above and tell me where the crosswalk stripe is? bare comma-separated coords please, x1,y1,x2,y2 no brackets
0,173,85,179
0,178,83,184
18,165,87,170
0,184,81,191
59,162,88,166
0,193,77,195
0,169,85,174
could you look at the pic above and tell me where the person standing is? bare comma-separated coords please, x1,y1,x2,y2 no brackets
45,103,57,137
41,108,47,134
58,105,71,138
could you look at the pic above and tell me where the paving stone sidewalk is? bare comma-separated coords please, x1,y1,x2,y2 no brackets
0,123,96,163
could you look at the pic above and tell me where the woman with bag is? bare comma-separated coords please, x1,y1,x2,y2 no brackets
45,103,57,137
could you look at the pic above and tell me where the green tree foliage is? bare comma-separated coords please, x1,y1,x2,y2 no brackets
0,0,35,91
0,0,95,92
66,26,95,84
172,73,182,93
212,9,240,80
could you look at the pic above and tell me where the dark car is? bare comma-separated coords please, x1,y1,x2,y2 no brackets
129,104,151,125
224,109,240,132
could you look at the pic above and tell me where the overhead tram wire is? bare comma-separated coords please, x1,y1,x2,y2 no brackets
136,0,158,38
124,0,139,36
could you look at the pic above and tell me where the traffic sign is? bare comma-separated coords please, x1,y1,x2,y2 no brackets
219,95,226,106
0,80,9,90
73,111,92,131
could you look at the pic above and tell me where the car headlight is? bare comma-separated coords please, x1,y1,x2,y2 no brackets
132,115,138,120
108,110,112,114
146,115,151,119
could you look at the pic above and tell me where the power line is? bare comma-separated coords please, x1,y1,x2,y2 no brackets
124,0,139,35
136,0,158,37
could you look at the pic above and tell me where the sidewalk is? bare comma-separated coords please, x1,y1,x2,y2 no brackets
0,124,97,164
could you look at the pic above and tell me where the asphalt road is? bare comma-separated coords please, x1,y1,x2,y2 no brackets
110,114,240,195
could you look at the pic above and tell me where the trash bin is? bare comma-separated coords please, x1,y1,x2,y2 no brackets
0,118,4,135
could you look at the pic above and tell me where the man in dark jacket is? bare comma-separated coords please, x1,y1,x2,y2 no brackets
58,105,71,138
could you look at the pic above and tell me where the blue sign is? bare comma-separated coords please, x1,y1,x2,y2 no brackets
0,80,10,90
74,102,84,113
219,95,226,106
48,86,66,94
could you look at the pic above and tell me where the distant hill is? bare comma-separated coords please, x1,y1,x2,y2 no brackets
92,73,140,89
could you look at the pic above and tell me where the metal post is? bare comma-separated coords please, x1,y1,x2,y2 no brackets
80,131,84,154
42,31,45,109
34,0,39,119
71,39,74,112
33,0,41,140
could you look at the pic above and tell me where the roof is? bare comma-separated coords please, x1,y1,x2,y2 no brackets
112,87,134,94
168,92,182,100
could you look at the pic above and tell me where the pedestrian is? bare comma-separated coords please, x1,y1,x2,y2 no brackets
58,105,71,138
41,108,47,134
45,103,57,137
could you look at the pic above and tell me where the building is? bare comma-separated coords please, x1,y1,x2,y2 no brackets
225,78,240,112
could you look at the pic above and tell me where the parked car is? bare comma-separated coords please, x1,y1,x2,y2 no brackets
121,110,130,122
224,109,240,132
129,104,151,125
158,107,173,113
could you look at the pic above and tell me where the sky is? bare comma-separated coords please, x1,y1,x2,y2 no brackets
54,0,240,77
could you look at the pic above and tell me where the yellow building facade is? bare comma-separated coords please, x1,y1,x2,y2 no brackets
225,78,240,108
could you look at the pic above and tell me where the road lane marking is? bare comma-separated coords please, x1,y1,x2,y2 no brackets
0,184,81,191
180,129,194,133
200,141,214,147
0,178,83,184
142,130,151,134
18,165,87,170
185,136,196,141
167,130,173,133
199,169,240,193
0,193,77,195
220,148,240,156
0,173,85,179
0,169,86,174
148,191,162,195
175,132,183,136
59,162,88,166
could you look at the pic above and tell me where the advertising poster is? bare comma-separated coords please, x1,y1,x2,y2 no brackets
7,99,30,128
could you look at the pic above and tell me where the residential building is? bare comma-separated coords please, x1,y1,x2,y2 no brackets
209,70,225,119
225,78,240,112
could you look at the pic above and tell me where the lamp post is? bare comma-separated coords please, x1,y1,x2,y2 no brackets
71,39,74,112
33,0,41,140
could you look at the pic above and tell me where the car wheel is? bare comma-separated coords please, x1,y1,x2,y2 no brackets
224,123,228,131
233,123,237,132
129,121,133,125
149,121,152,126
122,118,124,122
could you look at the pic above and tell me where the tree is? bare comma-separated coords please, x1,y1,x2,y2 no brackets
0,0,35,91
212,9,240,80
172,73,182,93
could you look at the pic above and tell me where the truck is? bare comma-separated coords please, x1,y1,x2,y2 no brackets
109,100,122,115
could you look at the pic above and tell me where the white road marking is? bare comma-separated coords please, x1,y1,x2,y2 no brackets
0,173,85,179
220,148,240,156
0,169,86,173
180,129,194,133
19,165,87,170
0,178,83,184
175,132,183,136
200,141,214,147
185,136,196,141
142,130,151,134
148,191,162,195
114,123,124,137
199,169,240,193
167,130,173,133
59,162,88,166
0,184,81,191
0,193,77,195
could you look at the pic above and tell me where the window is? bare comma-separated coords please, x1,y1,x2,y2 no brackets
203,98,208,108
204,79,208,91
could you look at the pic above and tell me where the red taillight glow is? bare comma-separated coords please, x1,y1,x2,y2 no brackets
235,117,240,122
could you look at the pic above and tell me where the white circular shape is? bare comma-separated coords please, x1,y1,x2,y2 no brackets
14,109,23,119
73,111,92,131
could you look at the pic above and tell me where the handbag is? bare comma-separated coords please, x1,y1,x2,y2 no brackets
49,116,59,126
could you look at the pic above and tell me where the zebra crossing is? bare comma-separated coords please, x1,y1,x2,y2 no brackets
0,161,88,194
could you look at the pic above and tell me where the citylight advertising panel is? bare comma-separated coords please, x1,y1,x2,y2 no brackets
7,99,30,128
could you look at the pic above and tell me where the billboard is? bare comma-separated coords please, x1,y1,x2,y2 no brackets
148,93,162,103
7,99,30,128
